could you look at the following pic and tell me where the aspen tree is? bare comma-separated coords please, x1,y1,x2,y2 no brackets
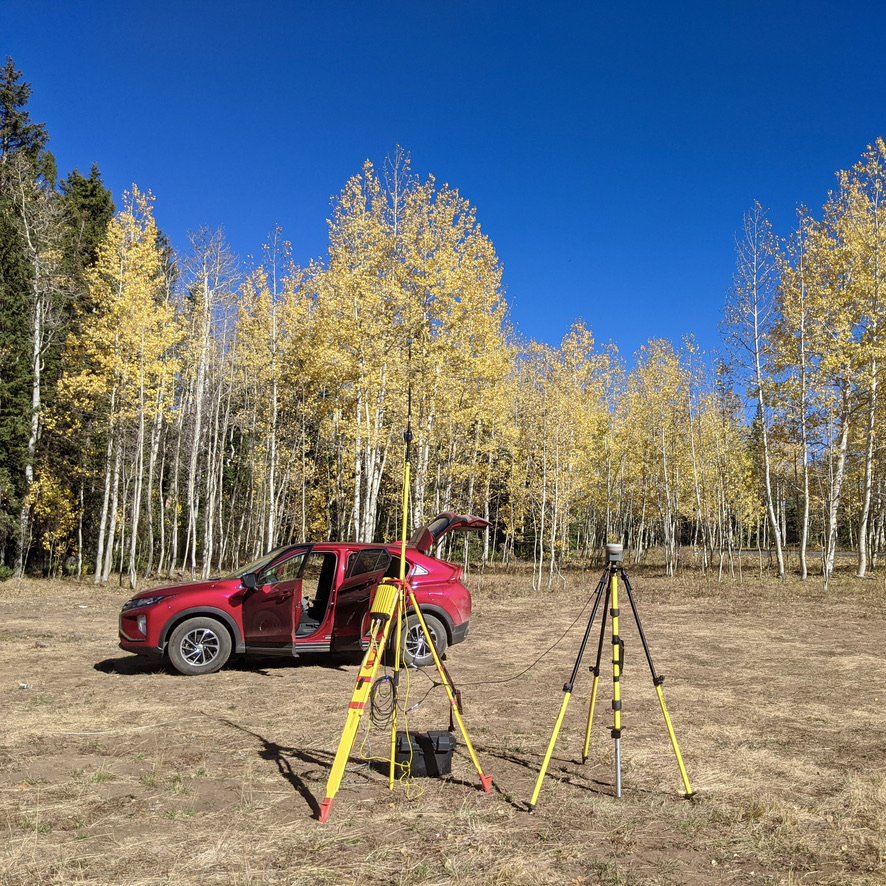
616,340,695,575
723,203,786,577
683,337,713,570
29,472,76,575
179,227,238,577
233,268,278,553
312,162,398,542
311,151,509,544
511,325,609,586
404,180,510,535
776,209,817,578
708,370,757,579
842,141,886,578
800,183,867,582
5,154,70,574
271,260,321,542
58,187,179,586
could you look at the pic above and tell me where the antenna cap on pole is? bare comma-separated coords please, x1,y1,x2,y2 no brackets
605,543,623,563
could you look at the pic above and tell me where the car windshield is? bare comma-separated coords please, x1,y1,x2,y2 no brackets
220,546,292,580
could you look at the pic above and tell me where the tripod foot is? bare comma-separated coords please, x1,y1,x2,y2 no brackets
318,798,334,823
480,774,493,793
684,791,697,801
526,803,536,814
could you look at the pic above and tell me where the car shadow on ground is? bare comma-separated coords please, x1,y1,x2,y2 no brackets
94,655,170,675
228,652,360,673
93,651,361,677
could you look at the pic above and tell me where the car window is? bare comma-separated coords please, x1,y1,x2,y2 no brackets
257,550,307,586
220,546,291,580
347,548,390,578
385,555,407,579
426,516,451,538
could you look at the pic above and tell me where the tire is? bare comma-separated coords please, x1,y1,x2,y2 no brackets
403,613,448,668
167,617,232,675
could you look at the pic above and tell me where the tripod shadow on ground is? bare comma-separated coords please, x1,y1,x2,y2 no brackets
474,743,614,808
220,718,336,818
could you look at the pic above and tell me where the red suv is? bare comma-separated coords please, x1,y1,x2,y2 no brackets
118,512,489,675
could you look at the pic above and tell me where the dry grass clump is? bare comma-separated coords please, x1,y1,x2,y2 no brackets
2,566,886,884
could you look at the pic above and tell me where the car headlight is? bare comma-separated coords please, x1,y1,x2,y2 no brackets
121,595,172,612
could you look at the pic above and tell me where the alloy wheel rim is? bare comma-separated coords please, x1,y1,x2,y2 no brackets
181,628,220,665
405,623,437,660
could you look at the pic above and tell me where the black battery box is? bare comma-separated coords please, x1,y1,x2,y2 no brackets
393,730,456,777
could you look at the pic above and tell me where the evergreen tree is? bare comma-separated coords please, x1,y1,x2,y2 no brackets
0,57,48,166
51,164,114,397
0,197,30,566
0,57,51,568
59,165,115,282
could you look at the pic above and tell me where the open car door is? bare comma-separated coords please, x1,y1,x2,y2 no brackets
409,512,491,555
331,547,391,651
243,546,310,654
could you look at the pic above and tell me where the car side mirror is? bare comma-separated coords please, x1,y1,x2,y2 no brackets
241,573,258,591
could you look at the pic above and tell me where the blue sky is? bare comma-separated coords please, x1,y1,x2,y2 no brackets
3,1,884,361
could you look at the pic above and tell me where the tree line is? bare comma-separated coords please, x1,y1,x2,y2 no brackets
1,57,884,587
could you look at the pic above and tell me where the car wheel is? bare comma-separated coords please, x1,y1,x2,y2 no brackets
167,617,232,675
403,613,447,668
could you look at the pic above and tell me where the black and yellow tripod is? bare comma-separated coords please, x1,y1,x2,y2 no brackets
528,543,693,811
318,431,492,823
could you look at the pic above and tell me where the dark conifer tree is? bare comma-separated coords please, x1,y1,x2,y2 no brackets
0,58,51,568
59,165,115,280
0,57,48,165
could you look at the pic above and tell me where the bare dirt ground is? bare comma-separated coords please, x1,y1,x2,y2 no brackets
2,565,886,885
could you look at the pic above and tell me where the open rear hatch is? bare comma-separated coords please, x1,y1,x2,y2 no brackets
409,512,491,555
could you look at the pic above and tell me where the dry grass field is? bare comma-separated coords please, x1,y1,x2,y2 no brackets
2,564,886,885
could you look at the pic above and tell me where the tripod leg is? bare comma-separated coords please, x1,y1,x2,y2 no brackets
390,462,411,790
610,566,623,797
581,671,600,763
654,679,693,797
389,601,403,791
582,581,610,762
319,582,401,823
529,569,608,811
407,591,492,794
620,568,694,798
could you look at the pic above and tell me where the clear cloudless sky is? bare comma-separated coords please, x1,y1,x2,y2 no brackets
3,0,885,361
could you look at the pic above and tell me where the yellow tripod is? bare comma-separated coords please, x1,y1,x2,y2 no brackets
318,456,492,823
528,543,693,811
